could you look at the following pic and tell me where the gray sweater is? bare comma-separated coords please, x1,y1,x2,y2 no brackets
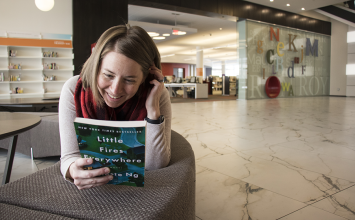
59,75,172,179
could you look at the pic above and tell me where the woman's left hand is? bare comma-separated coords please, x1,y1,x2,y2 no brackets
145,65,164,120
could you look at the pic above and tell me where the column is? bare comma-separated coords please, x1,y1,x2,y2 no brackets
73,0,128,76
196,46,203,83
222,60,225,76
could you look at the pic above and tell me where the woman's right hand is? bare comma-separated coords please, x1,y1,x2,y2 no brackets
68,158,113,190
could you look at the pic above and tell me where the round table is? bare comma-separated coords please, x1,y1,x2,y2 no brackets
0,112,41,185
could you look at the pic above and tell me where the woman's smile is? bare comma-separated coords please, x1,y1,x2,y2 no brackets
107,93,122,99
97,52,144,108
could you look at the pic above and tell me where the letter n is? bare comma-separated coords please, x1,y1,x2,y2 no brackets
270,27,279,42
306,38,318,57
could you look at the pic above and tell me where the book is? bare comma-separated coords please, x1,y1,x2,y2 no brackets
74,117,146,187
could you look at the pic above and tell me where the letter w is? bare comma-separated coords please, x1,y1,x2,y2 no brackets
281,82,290,91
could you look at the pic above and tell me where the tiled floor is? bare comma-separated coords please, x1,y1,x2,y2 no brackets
1,96,355,219
0,149,59,183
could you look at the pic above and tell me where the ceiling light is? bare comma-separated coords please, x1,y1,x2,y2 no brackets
302,8,305,10
161,54,175,58
220,28,222,30
163,33,170,36
35,0,55,11
270,0,274,2
148,32,159,37
287,4,290,6
153,36,165,40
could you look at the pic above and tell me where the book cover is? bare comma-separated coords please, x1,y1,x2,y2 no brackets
74,117,146,187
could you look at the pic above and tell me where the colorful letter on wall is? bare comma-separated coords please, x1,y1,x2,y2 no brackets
288,61,295,78
306,38,318,57
270,27,279,41
263,68,265,79
272,65,276,74
288,34,298,52
276,56,284,72
294,57,299,64
289,85,294,96
277,42,285,57
257,40,264,54
266,50,274,64
302,65,306,75
281,82,290,91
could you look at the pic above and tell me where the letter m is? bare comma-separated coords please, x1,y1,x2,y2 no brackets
270,27,279,41
306,38,318,57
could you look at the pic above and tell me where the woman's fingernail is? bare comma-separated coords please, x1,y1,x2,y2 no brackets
87,159,91,163
109,176,113,180
105,168,110,173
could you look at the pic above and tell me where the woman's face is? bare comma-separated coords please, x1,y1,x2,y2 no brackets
97,52,144,108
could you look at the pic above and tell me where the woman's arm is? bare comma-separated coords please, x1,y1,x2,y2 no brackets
145,88,171,170
59,75,82,178
144,65,172,170
59,76,112,189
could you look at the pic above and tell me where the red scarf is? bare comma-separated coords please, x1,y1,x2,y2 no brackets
74,77,149,121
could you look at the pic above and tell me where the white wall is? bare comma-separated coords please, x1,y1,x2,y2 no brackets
347,26,355,96
330,19,348,96
0,0,72,35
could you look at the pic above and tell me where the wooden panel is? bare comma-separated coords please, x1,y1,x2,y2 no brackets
199,0,216,14
180,0,200,10
319,6,355,23
73,0,128,76
218,0,235,17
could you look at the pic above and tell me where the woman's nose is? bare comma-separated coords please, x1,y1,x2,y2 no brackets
110,78,123,95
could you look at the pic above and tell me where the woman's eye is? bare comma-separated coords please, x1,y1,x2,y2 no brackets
125,79,136,83
104,73,114,79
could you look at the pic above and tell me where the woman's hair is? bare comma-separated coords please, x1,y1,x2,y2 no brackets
80,25,161,107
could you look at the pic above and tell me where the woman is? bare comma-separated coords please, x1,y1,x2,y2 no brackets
59,25,171,190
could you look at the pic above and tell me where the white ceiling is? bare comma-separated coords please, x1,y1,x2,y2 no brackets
128,0,339,64
128,5,238,64
244,0,345,13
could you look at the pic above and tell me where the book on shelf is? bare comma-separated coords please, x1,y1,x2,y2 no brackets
74,117,146,187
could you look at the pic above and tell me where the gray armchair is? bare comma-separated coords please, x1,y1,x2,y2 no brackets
0,130,196,220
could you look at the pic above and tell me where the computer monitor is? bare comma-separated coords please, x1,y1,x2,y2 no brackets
190,76,196,83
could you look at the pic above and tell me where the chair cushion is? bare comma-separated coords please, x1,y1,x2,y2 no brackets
0,130,195,220
0,203,75,220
